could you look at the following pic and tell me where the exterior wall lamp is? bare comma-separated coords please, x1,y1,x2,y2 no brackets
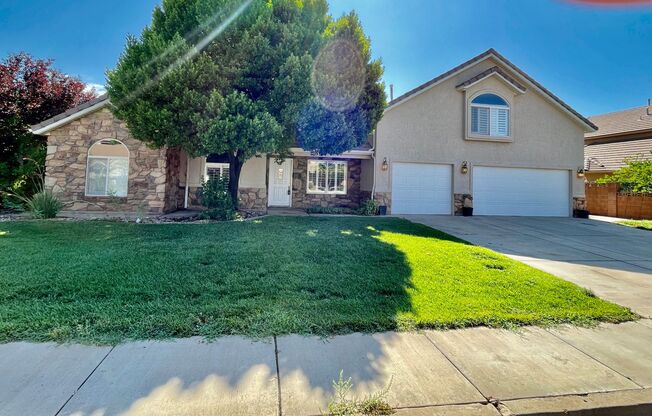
381,157,389,171
461,161,469,174
577,168,585,178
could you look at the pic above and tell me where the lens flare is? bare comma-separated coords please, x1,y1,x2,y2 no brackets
311,38,366,112
114,0,253,107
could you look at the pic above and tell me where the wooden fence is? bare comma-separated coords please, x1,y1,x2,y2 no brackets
585,183,652,219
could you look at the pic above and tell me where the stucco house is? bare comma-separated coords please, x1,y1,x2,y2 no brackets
584,102,652,182
32,49,595,217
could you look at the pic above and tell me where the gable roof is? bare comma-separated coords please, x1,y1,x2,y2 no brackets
30,94,110,135
386,48,597,132
585,137,652,172
455,66,526,93
585,105,652,139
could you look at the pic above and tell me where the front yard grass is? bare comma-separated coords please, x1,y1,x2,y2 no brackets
617,220,652,230
0,217,634,344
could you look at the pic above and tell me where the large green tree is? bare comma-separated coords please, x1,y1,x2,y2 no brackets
107,0,385,205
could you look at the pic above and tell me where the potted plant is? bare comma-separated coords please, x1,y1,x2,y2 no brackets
573,209,589,219
462,198,473,217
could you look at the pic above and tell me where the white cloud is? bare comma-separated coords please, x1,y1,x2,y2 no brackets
84,83,107,95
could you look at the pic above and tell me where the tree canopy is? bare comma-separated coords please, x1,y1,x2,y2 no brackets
107,0,386,204
0,53,95,205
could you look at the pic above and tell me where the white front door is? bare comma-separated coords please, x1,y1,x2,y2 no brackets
268,158,293,207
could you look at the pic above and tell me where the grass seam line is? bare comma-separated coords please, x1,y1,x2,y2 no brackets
54,345,115,416
544,328,645,389
274,335,283,416
421,332,491,403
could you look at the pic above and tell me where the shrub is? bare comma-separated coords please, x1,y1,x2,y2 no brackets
199,177,236,220
1,157,62,218
25,191,63,219
596,153,652,194
358,199,378,216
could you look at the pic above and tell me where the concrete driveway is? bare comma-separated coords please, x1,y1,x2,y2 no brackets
401,215,652,317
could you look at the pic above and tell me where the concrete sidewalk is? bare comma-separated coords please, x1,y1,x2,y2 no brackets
2,321,652,416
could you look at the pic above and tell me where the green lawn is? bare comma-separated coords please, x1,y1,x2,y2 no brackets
0,217,634,344
617,220,652,230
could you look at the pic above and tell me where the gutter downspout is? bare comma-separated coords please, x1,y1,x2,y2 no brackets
370,128,377,200
184,153,190,209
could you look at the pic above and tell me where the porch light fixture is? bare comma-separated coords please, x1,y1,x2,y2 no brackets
381,157,389,171
461,161,469,174
577,168,585,178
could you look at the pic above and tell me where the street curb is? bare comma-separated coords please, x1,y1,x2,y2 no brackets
496,388,652,416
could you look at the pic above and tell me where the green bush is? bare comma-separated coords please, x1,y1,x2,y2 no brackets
26,191,63,219
358,199,379,216
596,153,652,194
199,177,236,220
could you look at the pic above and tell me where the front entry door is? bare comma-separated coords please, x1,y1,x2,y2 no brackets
268,158,293,207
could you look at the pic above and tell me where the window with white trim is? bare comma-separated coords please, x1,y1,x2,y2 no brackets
205,162,230,183
85,139,129,197
470,93,510,137
307,160,347,195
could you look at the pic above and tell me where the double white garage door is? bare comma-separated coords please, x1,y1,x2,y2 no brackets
391,163,570,216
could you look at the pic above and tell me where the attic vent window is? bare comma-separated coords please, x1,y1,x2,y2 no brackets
470,93,510,137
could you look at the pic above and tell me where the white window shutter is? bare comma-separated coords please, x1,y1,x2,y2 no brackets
493,108,509,136
472,106,490,135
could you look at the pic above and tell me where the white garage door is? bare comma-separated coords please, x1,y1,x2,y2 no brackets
391,163,452,214
474,167,570,216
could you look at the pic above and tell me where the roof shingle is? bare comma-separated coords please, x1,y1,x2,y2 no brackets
586,105,652,138
584,137,652,171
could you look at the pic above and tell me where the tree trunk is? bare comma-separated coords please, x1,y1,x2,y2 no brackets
228,153,243,209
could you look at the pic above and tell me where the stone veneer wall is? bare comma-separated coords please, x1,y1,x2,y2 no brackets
454,193,473,216
238,188,267,211
291,158,363,209
373,192,391,213
44,108,175,214
572,196,586,211
187,186,267,212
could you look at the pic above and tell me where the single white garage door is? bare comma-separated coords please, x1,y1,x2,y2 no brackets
473,167,570,216
391,163,452,214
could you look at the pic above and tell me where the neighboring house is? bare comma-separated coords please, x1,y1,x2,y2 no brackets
584,103,652,182
32,49,595,217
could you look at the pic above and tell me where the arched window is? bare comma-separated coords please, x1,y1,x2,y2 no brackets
470,93,510,137
85,139,129,197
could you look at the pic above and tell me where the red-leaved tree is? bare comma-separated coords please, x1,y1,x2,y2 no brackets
0,52,96,205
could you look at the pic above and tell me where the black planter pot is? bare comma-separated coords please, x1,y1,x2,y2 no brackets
462,207,473,217
378,205,387,216
573,209,589,219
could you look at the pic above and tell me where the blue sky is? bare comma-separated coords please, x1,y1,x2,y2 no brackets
1,0,651,116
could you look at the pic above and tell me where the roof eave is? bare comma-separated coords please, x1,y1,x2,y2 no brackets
585,127,652,141
30,95,110,135
455,71,527,94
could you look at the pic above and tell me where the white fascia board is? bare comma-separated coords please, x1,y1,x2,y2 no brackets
31,100,110,135
289,147,373,159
